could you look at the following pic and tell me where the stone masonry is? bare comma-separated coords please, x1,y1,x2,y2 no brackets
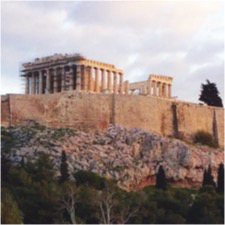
21,53,124,95
1,53,223,148
129,75,173,98
1,92,224,147
21,53,173,99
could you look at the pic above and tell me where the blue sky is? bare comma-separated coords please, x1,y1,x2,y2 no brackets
1,1,224,103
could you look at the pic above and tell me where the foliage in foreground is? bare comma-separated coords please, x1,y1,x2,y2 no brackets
1,127,224,224
1,152,224,224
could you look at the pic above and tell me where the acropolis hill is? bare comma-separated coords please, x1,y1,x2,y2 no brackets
1,53,224,147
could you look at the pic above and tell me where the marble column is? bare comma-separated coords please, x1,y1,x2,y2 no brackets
76,65,81,91
147,80,152,96
25,75,29,94
39,71,43,94
53,68,58,93
113,72,117,94
61,67,65,92
119,73,123,94
162,83,167,97
31,72,35,94
159,82,163,97
101,69,105,92
107,70,112,94
161,83,165,97
94,67,99,93
69,67,74,90
153,81,157,96
168,84,172,98
82,65,88,91
87,66,92,92
124,81,129,95
46,69,50,94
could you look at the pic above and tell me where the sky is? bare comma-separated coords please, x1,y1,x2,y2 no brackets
1,0,224,103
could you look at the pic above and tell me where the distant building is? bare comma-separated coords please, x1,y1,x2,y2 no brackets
21,53,124,95
21,53,173,99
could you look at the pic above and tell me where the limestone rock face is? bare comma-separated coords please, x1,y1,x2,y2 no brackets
3,125,224,191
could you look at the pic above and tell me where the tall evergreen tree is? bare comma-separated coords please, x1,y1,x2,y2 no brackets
202,165,216,188
202,169,207,187
59,150,70,184
199,80,223,107
156,165,167,190
217,163,224,193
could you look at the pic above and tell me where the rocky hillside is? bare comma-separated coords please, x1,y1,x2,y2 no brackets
2,124,223,191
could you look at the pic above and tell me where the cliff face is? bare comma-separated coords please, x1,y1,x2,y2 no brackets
3,125,223,191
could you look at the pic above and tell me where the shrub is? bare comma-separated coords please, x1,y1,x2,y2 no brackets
74,170,105,189
1,188,24,224
193,131,218,148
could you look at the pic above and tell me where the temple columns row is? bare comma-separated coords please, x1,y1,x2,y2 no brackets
25,65,124,95
147,80,172,98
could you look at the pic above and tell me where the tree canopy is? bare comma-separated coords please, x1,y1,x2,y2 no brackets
199,80,223,107
217,163,224,193
156,165,167,190
59,150,70,184
202,165,216,188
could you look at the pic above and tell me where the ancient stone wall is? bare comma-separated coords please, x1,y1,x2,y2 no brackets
113,95,224,146
1,93,111,132
1,92,224,146
1,95,10,127
113,95,174,137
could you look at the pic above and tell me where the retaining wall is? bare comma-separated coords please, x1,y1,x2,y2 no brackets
1,92,224,146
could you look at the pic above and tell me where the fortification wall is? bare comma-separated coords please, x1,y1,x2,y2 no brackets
113,95,174,137
175,101,224,145
1,92,224,146
113,95,224,146
1,95,10,127
1,92,111,132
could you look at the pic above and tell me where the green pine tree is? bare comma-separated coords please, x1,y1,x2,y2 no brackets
59,150,70,184
202,169,207,187
199,80,223,107
217,163,224,193
202,165,216,188
156,165,167,190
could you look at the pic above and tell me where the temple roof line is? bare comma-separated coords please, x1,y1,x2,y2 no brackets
22,53,117,72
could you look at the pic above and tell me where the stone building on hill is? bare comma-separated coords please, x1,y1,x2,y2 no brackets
21,53,173,99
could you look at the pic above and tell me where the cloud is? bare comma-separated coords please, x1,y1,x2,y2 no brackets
1,1,224,104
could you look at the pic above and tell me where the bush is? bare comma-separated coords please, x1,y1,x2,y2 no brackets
193,131,218,148
1,188,24,224
74,170,105,189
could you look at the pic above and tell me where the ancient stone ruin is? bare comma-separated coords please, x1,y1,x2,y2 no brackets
21,53,173,99
1,53,224,147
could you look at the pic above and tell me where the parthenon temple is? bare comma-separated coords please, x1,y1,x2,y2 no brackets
21,53,124,95
21,53,173,98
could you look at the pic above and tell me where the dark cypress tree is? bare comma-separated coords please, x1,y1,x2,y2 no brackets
199,80,223,107
202,165,216,188
156,165,167,190
59,150,70,184
21,156,25,168
202,169,208,187
217,163,224,193
207,165,216,187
